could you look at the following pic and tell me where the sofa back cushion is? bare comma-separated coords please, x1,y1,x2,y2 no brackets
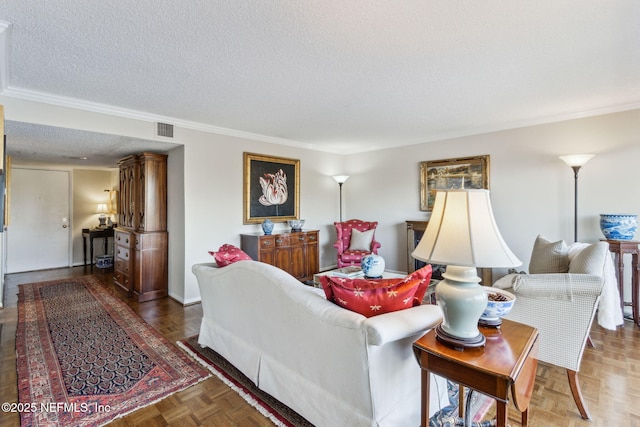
529,235,569,273
569,241,609,275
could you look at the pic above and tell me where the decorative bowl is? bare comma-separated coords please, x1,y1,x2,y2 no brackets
600,214,638,240
480,288,516,327
287,219,305,232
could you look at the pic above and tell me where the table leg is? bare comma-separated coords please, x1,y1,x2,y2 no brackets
496,401,508,427
521,407,529,427
103,236,109,255
89,236,94,272
632,252,639,326
83,236,87,266
459,384,464,418
420,370,430,427
615,252,625,314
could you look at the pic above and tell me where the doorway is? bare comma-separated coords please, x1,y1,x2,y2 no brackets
7,168,71,273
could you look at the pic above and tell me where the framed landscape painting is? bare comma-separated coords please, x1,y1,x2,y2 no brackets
243,152,300,224
420,155,490,212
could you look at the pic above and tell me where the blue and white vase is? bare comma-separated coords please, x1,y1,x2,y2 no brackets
600,214,638,240
261,219,274,235
361,254,385,278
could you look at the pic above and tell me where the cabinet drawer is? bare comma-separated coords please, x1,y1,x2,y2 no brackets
259,236,275,249
115,230,132,246
304,231,318,243
116,246,131,261
274,235,290,247
115,257,130,274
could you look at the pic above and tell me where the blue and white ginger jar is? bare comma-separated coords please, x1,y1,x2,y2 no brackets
361,254,385,278
600,214,638,240
261,219,274,235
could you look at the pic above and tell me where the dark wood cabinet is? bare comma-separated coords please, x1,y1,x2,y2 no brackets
241,230,319,282
115,153,168,302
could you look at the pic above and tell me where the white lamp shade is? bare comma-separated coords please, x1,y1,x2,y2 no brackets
332,175,349,184
96,203,108,214
559,154,594,168
412,189,521,268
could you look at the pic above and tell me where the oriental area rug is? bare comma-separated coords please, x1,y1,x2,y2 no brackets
16,276,211,427
179,335,493,427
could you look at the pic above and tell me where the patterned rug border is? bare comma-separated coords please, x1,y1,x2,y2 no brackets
16,275,212,427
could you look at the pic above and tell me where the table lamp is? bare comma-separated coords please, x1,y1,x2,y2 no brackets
96,203,108,227
412,189,521,349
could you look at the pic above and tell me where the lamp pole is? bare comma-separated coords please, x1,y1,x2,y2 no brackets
571,165,581,243
332,175,349,222
559,154,594,242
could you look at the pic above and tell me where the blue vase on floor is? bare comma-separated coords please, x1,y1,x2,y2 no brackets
600,214,638,240
261,219,274,235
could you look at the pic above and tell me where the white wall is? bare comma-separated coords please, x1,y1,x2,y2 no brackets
179,128,344,303
2,95,639,304
345,109,640,279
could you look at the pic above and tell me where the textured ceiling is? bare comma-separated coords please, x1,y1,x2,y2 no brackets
0,0,639,167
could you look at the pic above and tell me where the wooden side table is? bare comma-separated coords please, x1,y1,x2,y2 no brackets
413,319,539,427
603,239,640,326
82,227,114,271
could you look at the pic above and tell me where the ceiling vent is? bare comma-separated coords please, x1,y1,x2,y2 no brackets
156,122,174,138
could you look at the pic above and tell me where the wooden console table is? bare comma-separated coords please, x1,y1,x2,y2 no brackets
413,319,539,427
82,227,114,271
603,239,640,326
241,230,319,282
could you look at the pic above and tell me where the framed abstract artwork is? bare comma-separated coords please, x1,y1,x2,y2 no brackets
243,152,300,224
419,155,490,212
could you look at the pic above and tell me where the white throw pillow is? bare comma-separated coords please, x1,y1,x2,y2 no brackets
529,235,569,274
348,228,375,251
493,274,516,289
569,241,608,275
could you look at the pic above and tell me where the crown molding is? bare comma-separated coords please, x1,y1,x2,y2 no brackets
0,85,316,151
1,85,639,155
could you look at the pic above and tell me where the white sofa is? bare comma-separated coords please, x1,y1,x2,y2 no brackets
192,260,449,427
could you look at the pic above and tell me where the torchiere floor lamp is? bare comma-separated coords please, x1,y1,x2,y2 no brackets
559,154,594,242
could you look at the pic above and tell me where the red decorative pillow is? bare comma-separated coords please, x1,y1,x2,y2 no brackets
208,244,252,267
319,267,432,317
405,264,433,303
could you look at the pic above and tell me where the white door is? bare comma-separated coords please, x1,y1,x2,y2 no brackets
7,168,71,273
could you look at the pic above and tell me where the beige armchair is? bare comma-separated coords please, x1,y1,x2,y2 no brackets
493,239,610,420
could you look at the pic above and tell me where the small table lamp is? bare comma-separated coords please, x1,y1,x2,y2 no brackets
412,189,521,349
96,203,108,227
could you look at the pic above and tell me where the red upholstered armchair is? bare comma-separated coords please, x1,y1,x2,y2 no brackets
333,219,381,268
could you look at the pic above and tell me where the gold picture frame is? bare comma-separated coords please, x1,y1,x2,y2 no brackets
420,155,490,212
243,152,300,224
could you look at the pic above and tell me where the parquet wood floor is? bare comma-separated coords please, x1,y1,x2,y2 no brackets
1,266,639,426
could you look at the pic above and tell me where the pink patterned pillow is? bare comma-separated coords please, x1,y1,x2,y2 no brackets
319,266,432,317
208,244,252,267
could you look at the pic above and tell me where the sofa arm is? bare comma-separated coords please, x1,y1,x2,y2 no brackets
364,304,443,346
508,273,604,300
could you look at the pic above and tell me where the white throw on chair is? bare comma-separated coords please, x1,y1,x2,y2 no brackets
493,236,620,420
